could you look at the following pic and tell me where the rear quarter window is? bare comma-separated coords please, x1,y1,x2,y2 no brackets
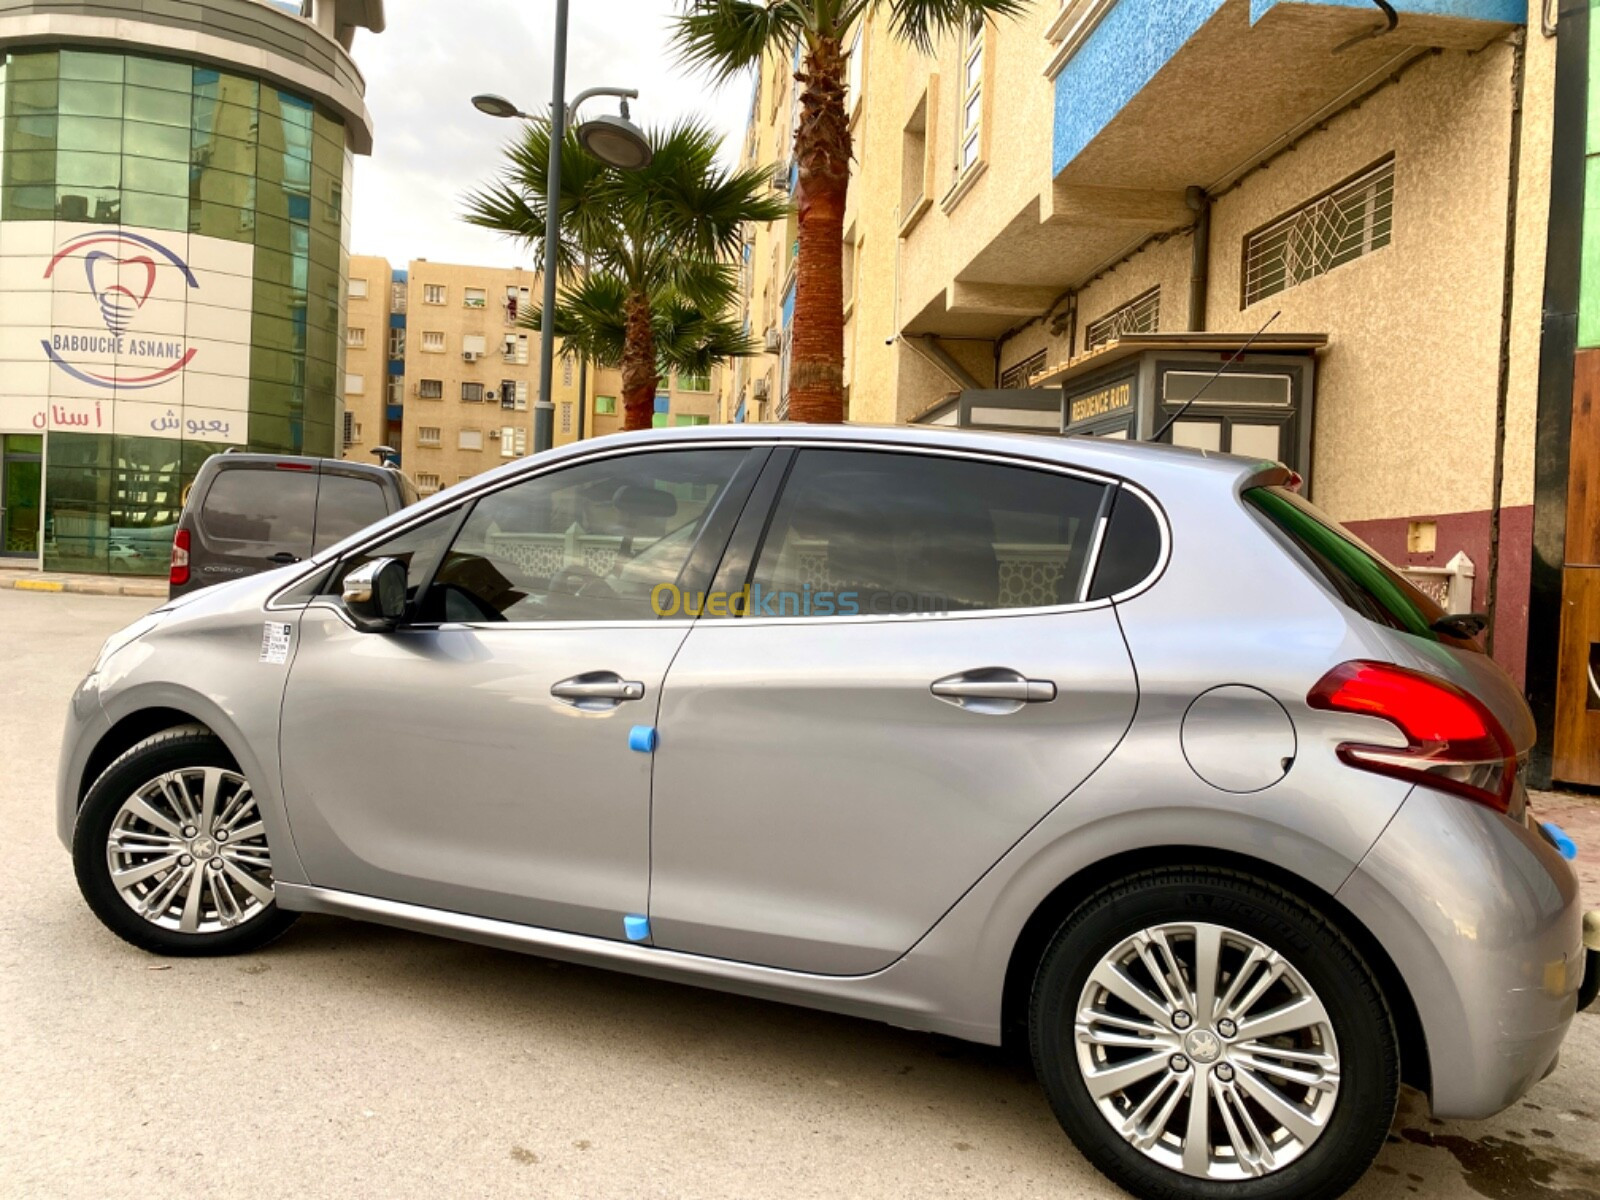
1244,486,1455,643
313,474,391,552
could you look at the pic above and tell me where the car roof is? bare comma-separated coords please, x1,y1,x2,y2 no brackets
198,453,399,480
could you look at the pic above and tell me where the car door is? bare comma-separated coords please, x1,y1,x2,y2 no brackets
648,446,1144,975
193,461,319,583
279,445,762,940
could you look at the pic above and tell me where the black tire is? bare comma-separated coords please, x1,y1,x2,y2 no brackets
1029,867,1397,1200
73,724,298,956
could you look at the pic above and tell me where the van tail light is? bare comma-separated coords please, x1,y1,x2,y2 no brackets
170,528,190,587
1307,660,1516,814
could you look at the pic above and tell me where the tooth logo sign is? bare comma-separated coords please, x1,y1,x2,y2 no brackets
41,230,199,390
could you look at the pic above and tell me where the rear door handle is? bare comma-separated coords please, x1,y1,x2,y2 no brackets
931,669,1056,714
551,672,646,709
268,552,301,565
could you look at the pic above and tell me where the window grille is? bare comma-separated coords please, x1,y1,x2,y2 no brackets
418,379,443,400
1243,158,1393,307
1085,287,1160,351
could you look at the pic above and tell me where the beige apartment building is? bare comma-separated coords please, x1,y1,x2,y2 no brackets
344,255,727,490
725,0,1550,691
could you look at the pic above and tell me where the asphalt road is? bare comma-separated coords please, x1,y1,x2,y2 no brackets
2,587,1597,1200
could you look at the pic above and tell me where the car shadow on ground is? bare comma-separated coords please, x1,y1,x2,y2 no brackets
265,915,1600,1199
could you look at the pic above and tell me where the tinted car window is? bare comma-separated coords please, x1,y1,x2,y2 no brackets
749,450,1107,617
1245,486,1458,643
312,474,390,552
200,467,316,550
1087,487,1163,599
425,450,745,623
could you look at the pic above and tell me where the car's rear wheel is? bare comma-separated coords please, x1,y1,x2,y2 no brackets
73,725,297,955
1030,867,1397,1200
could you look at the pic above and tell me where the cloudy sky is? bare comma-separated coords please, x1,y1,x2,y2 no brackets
348,0,754,269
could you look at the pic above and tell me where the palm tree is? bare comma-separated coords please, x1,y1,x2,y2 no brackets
673,0,1032,424
466,118,787,431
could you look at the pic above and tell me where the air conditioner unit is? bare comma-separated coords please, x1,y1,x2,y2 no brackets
463,351,480,362
763,327,781,353
488,429,501,440
772,161,792,192
485,390,496,402
753,378,770,401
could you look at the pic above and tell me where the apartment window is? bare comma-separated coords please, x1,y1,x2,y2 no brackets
459,429,484,451
349,277,368,299
417,426,442,447
461,382,486,403
595,396,617,415
464,287,488,309
387,376,405,406
513,382,528,411
387,327,405,358
846,25,864,119
1243,157,1394,307
418,378,444,400
504,286,529,323
423,283,447,305
500,379,518,410
1000,350,1048,389
463,334,488,359
1085,287,1161,351
344,372,364,395
959,19,985,174
421,331,445,353
503,334,529,364
561,402,573,433
390,280,407,313
342,412,358,445
562,358,574,387
673,414,710,427
677,368,712,393
515,428,528,455
900,90,931,229
842,228,859,309
346,326,366,348
416,473,441,493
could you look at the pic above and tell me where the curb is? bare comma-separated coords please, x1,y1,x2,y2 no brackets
0,575,165,599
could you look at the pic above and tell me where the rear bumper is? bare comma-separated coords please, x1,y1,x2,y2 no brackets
1336,786,1583,1119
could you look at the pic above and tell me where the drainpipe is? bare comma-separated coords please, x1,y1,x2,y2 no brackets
1526,0,1589,788
1485,29,1527,657
1186,186,1210,332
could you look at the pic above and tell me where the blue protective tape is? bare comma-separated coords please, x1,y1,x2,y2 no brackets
629,724,657,753
1541,821,1578,861
623,914,651,942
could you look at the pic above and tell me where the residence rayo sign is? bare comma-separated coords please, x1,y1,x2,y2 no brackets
0,222,253,444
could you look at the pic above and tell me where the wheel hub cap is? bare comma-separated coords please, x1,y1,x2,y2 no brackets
106,767,274,934
1073,920,1341,1181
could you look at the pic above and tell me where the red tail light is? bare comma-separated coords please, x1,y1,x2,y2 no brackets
170,528,190,587
1307,660,1516,813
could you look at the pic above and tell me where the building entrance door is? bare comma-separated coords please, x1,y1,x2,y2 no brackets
0,435,42,558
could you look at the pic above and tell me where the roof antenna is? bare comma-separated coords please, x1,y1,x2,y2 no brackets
1151,311,1281,444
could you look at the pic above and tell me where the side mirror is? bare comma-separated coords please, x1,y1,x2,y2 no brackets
341,557,408,632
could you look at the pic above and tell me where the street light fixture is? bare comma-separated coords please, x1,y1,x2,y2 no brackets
471,2,652,456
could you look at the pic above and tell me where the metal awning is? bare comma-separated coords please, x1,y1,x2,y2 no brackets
1030,332,1330,388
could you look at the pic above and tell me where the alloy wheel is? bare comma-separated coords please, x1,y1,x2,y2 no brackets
105,767,275,934
1073,920,1340,1181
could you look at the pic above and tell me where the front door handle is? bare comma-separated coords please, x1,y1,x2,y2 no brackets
268,551,301,565
551,672,646,709
931,668,1056,714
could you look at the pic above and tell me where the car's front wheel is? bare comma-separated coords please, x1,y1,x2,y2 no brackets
73,725,298,955
1030,867,1397,1200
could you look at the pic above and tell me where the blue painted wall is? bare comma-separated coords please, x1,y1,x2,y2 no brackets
1054,0,1527,177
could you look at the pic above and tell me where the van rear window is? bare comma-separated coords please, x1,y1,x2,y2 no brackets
1244,486,1450,642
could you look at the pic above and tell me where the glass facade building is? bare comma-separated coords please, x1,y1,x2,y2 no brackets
0,0,375,576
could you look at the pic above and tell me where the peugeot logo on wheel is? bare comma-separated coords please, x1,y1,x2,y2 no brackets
1184,1029,1223,1065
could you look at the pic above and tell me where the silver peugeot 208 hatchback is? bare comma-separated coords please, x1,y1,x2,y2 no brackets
58,424,1585,1200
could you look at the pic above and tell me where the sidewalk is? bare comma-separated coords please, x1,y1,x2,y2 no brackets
0,569,165,598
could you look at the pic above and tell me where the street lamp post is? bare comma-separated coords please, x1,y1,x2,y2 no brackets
471,0,651,455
